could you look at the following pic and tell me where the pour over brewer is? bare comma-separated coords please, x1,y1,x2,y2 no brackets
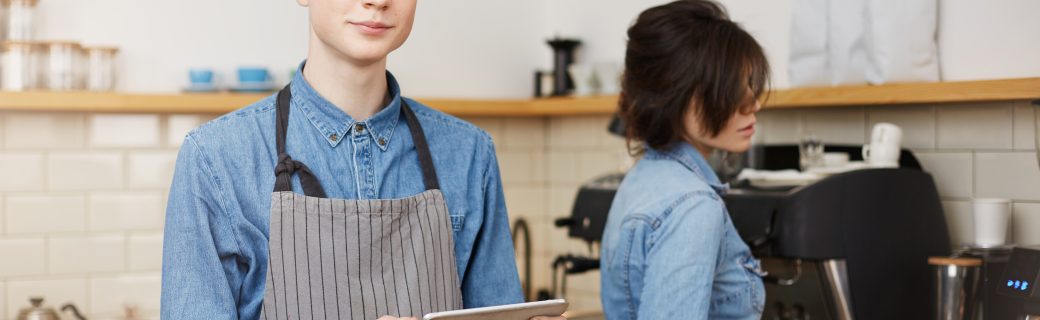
546,37,581,96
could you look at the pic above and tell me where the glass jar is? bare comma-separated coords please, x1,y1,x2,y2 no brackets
1,40,42,91
84,46,118,91
41,41,84,90
3,0,38,41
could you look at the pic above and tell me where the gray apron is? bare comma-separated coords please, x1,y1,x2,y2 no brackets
260,85,463,320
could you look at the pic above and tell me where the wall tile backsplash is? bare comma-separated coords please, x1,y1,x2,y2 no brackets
0,99,1037,318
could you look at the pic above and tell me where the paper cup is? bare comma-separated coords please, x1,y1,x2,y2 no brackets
973,198,1011,247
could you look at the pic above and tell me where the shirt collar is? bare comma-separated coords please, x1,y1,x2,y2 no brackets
645,141,729,195
290,60,402,151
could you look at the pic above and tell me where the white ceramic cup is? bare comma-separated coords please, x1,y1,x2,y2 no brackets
973,198,1011,247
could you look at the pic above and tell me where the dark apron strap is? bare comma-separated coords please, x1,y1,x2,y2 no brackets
273,85,327,197
401,101,441,191
272,83,442,197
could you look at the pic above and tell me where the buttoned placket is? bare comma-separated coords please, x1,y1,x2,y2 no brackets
350,121,376,199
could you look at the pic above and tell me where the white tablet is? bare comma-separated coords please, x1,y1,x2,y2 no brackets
423,299,568,320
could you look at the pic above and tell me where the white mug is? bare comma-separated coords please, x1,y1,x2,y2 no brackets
870,122,903,147
973,198,1011,247
862,123,903,167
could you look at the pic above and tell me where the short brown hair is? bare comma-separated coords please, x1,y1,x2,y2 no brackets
619,0,770,151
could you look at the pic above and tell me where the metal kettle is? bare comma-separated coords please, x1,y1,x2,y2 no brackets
15,297,86,320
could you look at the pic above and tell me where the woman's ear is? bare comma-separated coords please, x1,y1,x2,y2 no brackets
296,0,309,7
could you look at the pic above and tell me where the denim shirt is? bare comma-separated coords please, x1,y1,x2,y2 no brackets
600,142,765,320
161,65,522,319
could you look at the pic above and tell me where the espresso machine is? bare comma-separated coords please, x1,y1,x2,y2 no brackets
994,245,1040,319
724,145,952,320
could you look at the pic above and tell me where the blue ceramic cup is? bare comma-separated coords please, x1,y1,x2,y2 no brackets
238,67,271,83
188,69,215,85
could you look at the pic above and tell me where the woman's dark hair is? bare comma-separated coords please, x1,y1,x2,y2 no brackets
619,0,770,151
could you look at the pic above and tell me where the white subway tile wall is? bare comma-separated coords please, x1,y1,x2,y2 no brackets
975,152,1040,200
88,115,161,148
0,238,46,277
6,195,87,235
1013,203,1040,245
937,103,1014,150
89,274,162,318
49,235,126,275
0,154,45,192
1014,102,1037,151
166,115,209,147
2,101,1039,317
803,108,867,144
127,233,164,272
47,153,125,191
867,105,936,150
88,193,165,231
0,113,215,320
5,278,88,317
3,113,86,149
0,282,5,320
915,152,973,199
127,152,179,189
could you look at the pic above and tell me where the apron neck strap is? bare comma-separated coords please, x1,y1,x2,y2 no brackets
273,83,442,197
400,100,441,191
274,85,327,197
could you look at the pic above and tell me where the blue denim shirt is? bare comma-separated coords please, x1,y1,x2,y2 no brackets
600,142,765,320
161,65,522,319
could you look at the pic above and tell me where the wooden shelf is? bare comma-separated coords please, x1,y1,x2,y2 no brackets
0,77,1037,116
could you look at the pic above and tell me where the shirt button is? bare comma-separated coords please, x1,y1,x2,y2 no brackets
355,123,365,133
329,133,339,142
378,137,387,146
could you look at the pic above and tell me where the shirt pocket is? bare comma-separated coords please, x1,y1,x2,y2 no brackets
449,214,464,232
741,254,767,314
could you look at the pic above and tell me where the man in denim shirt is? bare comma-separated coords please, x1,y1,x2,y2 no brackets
160,1,542,319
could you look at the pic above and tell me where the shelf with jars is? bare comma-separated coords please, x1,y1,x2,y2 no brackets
0,77,1036,116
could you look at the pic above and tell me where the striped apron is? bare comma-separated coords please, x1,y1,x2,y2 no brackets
260,85,464,320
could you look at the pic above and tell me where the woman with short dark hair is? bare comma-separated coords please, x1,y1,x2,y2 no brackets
600,0,770,319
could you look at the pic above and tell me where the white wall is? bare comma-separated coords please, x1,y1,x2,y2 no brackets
542,0,793,88
28,0,1040,97
937,0,1040,81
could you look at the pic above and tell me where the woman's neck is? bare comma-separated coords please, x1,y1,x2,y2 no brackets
303,38,389,121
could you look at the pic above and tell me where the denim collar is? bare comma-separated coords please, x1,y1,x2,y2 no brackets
645,141,729,195
290,61,401,151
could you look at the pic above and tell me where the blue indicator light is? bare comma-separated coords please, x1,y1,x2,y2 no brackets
1011,280,1018,287
1024,282,1031,291
1016,281,1023,289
